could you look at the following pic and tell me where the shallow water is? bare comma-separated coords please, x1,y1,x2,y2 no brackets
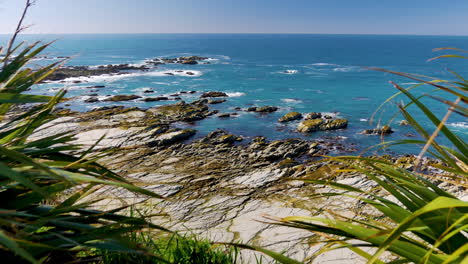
3,34,467,154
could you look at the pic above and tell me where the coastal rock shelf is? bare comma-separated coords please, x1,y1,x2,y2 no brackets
21,99,463,264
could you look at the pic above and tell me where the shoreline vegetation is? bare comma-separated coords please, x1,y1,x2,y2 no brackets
1,2,467,263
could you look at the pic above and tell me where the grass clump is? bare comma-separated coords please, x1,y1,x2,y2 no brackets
100,233,238,264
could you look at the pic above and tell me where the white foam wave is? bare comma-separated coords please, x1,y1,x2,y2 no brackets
322,112,340,118
55,70,203,83
360,118,369,122
311,63,336,66
447,122,468,128
226,92,246,97
216,55,231,60
333,66,361,72
278,70,299,75
281,98,303,103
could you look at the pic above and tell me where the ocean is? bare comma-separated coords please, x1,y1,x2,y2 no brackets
3,34,468,154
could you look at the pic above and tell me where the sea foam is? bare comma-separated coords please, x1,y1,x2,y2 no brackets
447,122,468,128
281,98,303,103
226,92,246,97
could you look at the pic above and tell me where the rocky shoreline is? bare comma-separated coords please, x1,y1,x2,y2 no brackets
43,56,211,82
22,95,464,263
24,57,463,263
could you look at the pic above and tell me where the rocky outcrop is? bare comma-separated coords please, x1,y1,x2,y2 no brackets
319,119,348,130
146,56,208,65
362,125,393,135
304,112,322,120
104,95,141,102
247,106,279,113
298,119,324,132
207,99,227,104
278,112,302,122
44,64,149,82
143,96,169,102
200,91,228,98
147,101,210,122
298,118,348,133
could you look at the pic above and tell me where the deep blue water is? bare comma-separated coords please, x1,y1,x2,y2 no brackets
2,34,467,154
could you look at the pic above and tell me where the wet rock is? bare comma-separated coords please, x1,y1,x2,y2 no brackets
255,106,278,113
150,129,196,146
304,112,322,120
170,93,179,97
319,119,348,130
44,64,149,82
104,95,141,102
181,60,198,65
218,113,231,118
164,72,175,76
399,120,409,126
298,119,323,132
201,91,228,98
87,85,105,89
143,97,169,102
147,101,210,122
278,112,302,122
84,97,99,103
253,139,309,161
216,134,238,144
362,125,394,135
186,72,195,76
277,158,300,169
143,89,154,93
207,99,227,104
207,110,219,116
247,106,257,112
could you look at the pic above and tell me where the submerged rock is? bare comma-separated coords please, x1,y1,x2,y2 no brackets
181,60,198,65
143,97,169,102
207,99,227,104
254,106,279,113
217,113,231,118
278,112,302,122
201,91,228,98
104,95,141,102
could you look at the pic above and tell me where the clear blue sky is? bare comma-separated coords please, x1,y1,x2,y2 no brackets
0,0,467,35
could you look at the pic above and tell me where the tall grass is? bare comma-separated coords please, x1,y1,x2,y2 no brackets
101,232,238,264
250,50,467,263
0,24,180,264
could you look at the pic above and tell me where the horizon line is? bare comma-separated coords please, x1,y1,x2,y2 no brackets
1,32,468,37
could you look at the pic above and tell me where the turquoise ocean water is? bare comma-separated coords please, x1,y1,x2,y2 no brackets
3,34,467,154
